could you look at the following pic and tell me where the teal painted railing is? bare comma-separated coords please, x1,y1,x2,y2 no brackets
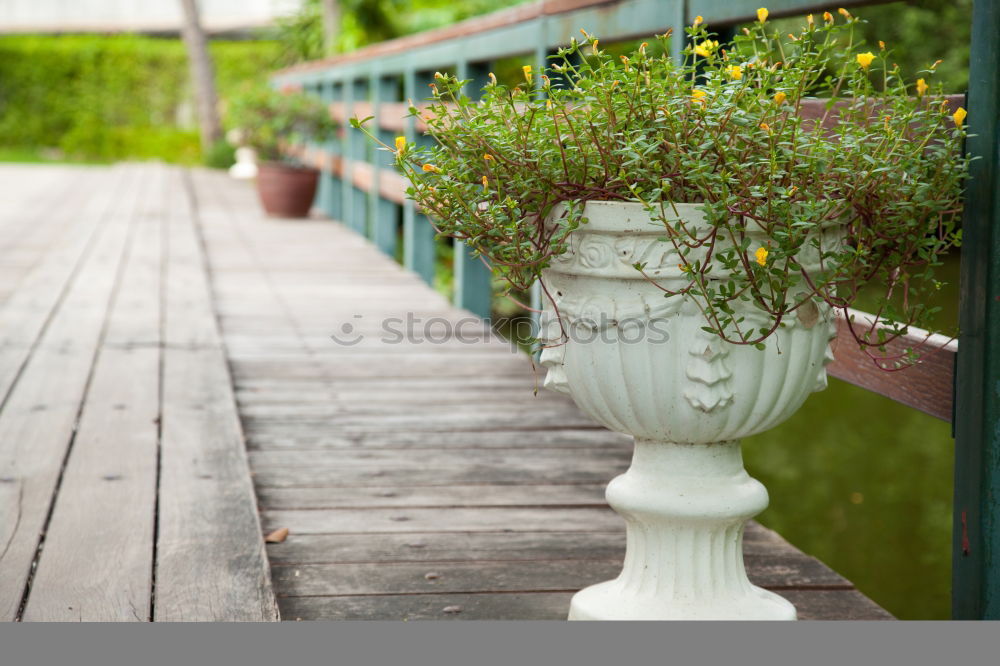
273,0,1000,619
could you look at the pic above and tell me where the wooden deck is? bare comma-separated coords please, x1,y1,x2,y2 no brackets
0,163,891,621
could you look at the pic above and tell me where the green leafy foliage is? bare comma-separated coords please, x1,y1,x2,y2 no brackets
227,84,336,163
271,0,530,64
358,12,968,364
0,35,280,163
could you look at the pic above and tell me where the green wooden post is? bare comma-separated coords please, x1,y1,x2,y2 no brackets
341,75,356,232
402,68,437,285
319,79,343,221
350,77,370,235
953,0,1000,620
670,0,686,63
452,60,494,319
371,70,399,257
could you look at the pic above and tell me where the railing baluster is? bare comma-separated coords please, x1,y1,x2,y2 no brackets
402,69,437,285
371,69,399,257
341,75,356,232
452,60,494,319
319,79,343,221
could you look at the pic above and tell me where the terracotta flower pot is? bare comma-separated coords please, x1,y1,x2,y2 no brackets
255,162,319,218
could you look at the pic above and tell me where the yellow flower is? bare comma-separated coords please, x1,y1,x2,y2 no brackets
916,78,928,97
395,136,406,153
522,65,532,83
879,40,886,50
774,91,787,105
838,7,851,19
755,247,769,266
483,154,494,161
806,14,814,27
953,107,967,128
856,52,875,69
546,98,553,109
757,7,769,23
488,72,497,85
691,89,707,104
823,11,833,22
482,175,489,188
759,122,772,134
787,186,797,197
592,39,599,55
693,16,703,27
694,39,719,58
728,64,743,80
422,164,440,173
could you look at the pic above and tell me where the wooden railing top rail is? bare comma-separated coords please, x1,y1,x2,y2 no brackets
276,0,610,76
275,0,882,82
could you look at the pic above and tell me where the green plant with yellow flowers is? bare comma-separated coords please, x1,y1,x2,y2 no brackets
355,8,968,364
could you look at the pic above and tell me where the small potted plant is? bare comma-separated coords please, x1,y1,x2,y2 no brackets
356,8,967,620
228,83,335,218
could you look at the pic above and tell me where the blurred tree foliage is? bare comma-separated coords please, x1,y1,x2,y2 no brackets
0,1,971,164
770,0,971,92
271,0,530,64
0,36,280,163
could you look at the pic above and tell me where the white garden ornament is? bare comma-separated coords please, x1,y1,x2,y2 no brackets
539,201,839,621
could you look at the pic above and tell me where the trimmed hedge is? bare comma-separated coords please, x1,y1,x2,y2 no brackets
0,35,281,163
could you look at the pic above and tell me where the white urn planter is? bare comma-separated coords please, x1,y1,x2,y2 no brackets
539,201,839,621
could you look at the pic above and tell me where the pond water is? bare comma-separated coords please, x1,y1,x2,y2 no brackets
745,378,953,620
745,257,960,620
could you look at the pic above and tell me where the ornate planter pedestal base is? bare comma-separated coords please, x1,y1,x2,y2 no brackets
567,439,797,621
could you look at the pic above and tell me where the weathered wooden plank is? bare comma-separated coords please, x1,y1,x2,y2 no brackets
241,409,599,432
266,531,626,565
269,554,849,597
262,506,624,535
0,167,123,406
779,589,894,621
0,166,140,621
278,591,574,621
245,427,630,451
0,167,93,304
257,482,611,510
277,587,893,621
251,447,628,469
21,164,165,622
828,308,956,422
154,169,279,622
252,456,625,488
263,522,813,564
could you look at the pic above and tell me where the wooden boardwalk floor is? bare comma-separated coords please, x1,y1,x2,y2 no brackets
190,168,891,621
0,164,276,621
0,163,891,621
